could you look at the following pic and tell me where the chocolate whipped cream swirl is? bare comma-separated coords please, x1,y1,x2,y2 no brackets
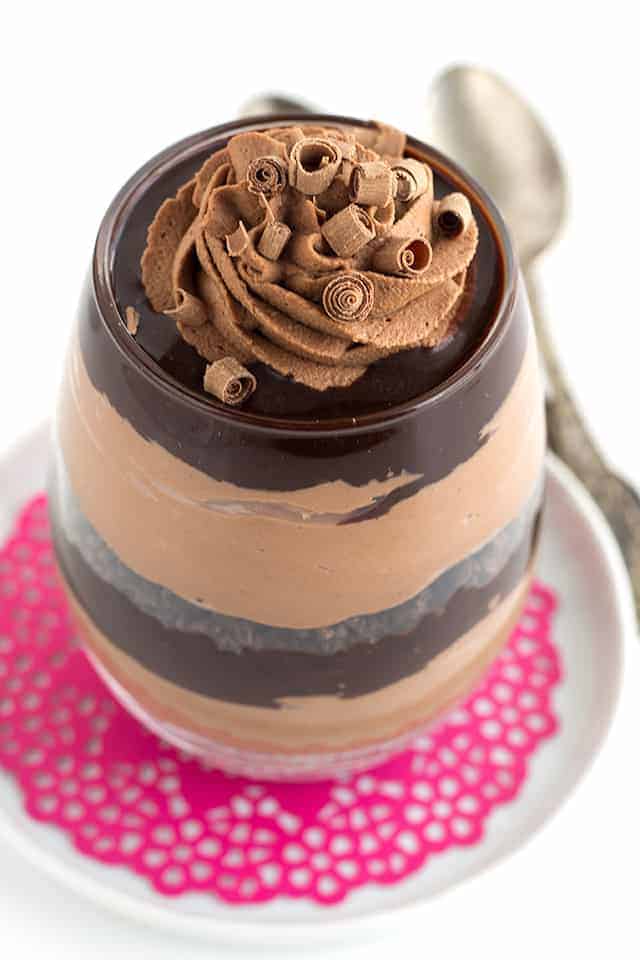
141,122,479,394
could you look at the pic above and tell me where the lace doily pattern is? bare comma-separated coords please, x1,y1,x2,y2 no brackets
0,496,561,904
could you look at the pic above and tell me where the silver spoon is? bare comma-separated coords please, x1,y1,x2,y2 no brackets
426,65,640,619
239,86,640,618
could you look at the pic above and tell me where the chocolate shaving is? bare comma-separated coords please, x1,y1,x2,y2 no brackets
125,306,140,336
258,221,291,261
321,204,375,257
204,356,256,406
349,161,394,208
289,137,342,195
372,236,433,276
392,158,432,203
165,288,208,327
435,193,473,238
322,272,374,323
225,221,250,257
246,156,288,198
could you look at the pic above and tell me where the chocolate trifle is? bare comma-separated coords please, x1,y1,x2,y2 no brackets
50,115,545,779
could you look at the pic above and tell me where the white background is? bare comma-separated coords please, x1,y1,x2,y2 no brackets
1,1,639,957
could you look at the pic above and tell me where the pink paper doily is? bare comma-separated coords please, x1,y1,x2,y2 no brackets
0,496,561,905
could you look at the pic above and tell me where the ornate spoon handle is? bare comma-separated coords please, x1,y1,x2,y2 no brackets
525,268,640,621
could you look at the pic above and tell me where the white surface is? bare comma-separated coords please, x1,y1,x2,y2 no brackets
2,2,639,957
0,427,630,947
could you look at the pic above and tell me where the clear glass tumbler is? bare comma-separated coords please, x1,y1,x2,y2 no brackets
49,115,545,780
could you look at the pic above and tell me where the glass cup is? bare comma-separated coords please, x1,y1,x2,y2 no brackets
49,115,545,780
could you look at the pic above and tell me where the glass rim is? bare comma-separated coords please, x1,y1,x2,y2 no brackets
93,113,517,438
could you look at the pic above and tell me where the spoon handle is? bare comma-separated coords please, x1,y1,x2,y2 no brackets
524,268,640,619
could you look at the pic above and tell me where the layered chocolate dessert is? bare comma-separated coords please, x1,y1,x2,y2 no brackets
50,116,545,778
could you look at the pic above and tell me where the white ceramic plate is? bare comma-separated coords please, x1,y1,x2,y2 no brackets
0,425,634,946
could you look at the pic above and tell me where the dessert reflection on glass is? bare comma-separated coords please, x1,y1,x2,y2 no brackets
49,116,545,780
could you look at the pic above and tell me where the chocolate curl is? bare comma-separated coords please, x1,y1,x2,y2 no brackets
289,138,343,195
246,156,288,198
372,236,433,277
322,272,374,323
349,161,394,207
225,221,249,257
258,221,291,261
125,306,140,336
165,288,208,327
204,356,256,406
321,204,375,257
436,193,473,238
392,158,432,202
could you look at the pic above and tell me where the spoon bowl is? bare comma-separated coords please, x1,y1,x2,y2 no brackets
426,65,567,265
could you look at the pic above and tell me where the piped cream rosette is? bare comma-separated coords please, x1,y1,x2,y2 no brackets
142,122,479,395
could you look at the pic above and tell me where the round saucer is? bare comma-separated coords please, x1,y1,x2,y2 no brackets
0,425,633,946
